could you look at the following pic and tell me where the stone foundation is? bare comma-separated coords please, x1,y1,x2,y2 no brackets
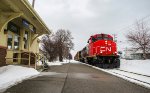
0,46,7,66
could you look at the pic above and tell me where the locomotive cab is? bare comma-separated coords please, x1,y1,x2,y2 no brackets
90,34,113,42
86,34,120,68
88,34,117,56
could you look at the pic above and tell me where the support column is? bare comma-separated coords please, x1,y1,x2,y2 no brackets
18,28,25,64
0,46,7,66
28,52,31,67
28,28,31,67
34,54,37,69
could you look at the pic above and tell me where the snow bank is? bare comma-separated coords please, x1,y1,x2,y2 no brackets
120,59,150,76
70,60,80,63
47,60,79,66
47,62,63,66
0,65,39,92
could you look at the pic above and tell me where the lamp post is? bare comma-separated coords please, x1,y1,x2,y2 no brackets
32,0,35,8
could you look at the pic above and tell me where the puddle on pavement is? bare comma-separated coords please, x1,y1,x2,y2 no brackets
39,72,67,78
39,72,108,80
69,73,106,80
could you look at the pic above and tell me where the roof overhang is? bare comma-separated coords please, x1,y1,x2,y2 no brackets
0,0,51,35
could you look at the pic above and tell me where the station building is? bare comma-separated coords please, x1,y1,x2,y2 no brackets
0,0,51,66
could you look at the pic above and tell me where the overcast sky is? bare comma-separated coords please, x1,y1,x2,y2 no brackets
28,0,150,56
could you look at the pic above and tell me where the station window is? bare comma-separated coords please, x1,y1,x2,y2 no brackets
7,22,20,50
7,34,13,49
108,37,113,41
103,35,108,40
97,35,103,40
24,31,29,49
7,32,20,50
103,35,113,41
14,35,20,50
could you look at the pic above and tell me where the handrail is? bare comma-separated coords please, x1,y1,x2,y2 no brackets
5,58,29,60
5,51,47,69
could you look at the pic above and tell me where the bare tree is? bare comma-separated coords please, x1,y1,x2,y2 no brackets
126,21,150,59
40,29,74,62
68,53,73,60
40,34,58,61
55,29,74,62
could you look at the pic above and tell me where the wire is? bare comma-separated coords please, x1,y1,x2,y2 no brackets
117,14,150,32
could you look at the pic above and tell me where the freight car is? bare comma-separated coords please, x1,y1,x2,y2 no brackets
74,33,120,68
74,51,81,61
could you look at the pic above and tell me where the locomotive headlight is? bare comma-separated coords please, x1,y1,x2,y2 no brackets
105,41,108,44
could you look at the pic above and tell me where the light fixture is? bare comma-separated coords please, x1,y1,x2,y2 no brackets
4,29,8,34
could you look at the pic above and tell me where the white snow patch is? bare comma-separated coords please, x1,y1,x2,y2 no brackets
120,59,150,76
47,60,80,66
0,65,39,92
70,60,80,63
105,69,150,88
47,62,63,66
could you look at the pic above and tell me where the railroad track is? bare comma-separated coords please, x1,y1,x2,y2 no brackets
115,69,150,77
81,62,150,88
106,69,150,86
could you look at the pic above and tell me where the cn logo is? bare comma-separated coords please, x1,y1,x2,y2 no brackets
100,47,111,52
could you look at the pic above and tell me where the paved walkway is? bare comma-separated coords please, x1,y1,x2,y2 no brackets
4,62,150,93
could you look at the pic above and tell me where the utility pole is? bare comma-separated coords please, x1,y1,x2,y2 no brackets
32,0,35,8
113,34,117,42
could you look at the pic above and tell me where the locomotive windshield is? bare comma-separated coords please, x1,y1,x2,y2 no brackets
91,34,113,42
103,34,113,40
89,34,113,43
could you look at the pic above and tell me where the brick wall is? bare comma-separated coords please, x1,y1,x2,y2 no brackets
0,46,7,66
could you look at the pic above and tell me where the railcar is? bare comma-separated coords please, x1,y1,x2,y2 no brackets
75,33,120,68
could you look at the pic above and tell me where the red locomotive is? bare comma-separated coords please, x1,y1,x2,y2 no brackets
74,33,120,68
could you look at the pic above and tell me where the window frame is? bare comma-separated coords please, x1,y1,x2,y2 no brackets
7,32,13,50
24,31,29,50
7,31,20,50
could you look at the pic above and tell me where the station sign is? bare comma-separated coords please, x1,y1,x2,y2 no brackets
22,19,36,33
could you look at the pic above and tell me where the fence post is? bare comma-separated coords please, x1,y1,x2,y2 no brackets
35,54,37,69
28,52,31,67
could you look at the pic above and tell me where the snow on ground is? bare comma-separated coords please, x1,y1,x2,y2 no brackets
0,60,78,92
120,59,150,76
46,59,150,88
69,60,80,63
93,66,150,89
110,59,150,88
106,69,150,88
0,60,148,92
47,60,80,66
47,61,63,66
0,65,39,92
79,59,150,89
